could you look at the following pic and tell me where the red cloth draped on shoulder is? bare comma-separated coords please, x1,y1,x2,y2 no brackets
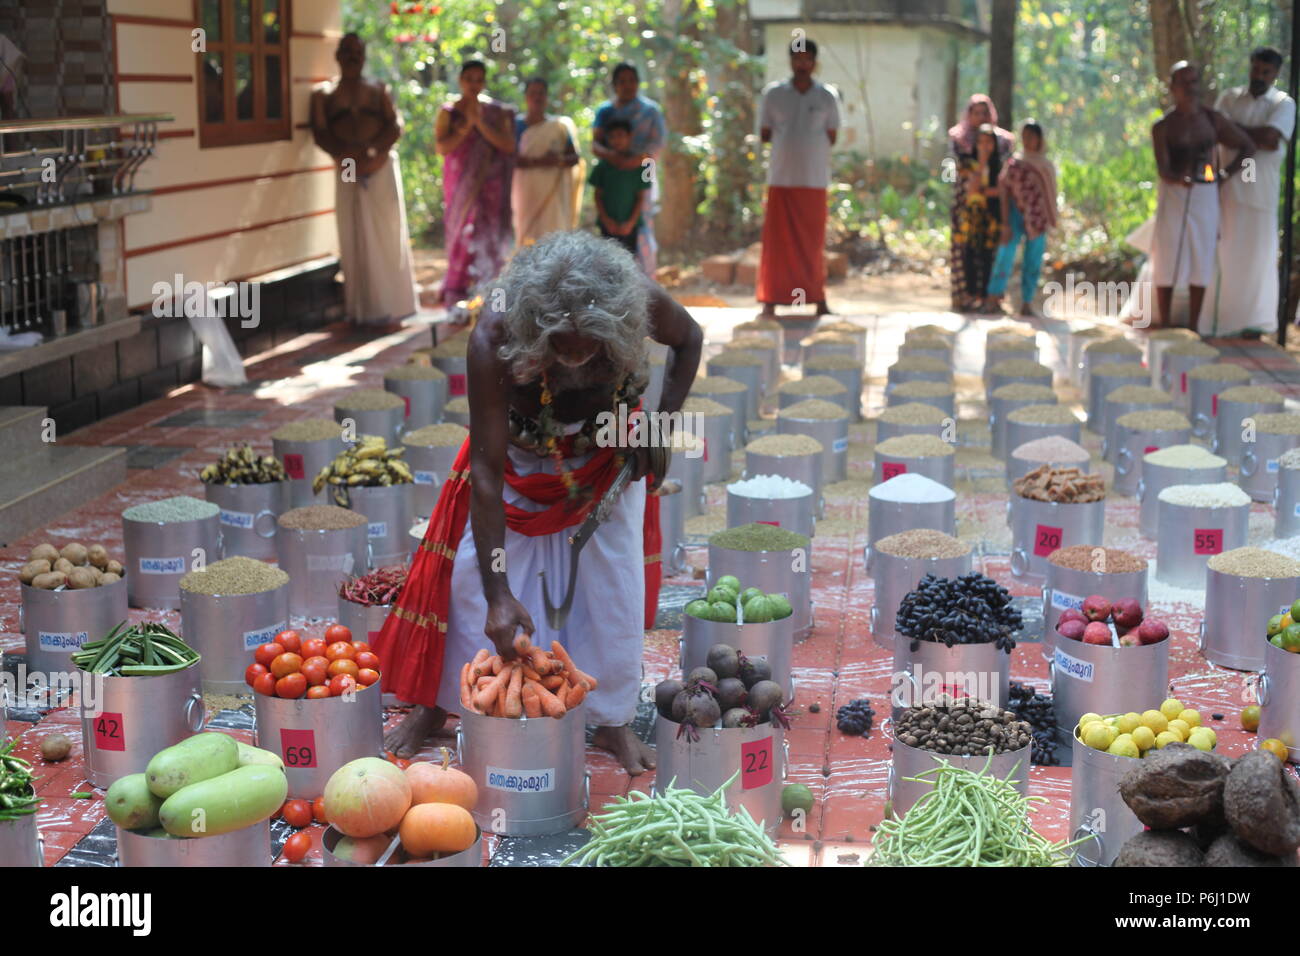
372,431,663,708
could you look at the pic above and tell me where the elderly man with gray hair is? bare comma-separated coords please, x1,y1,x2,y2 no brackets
377,231,702,772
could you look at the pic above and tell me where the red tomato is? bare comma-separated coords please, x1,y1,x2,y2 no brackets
301,657,330,686
253,672,278,697
324,623,353,644
354,651,381,671
275,630,302,654
254,642,284,668
282,799,313,828
300,638,327,660
270,652,304,678
276,673,307,699
328,674,357,697
306,685,332,700
282,830,311,864
312,796,328,824
356,668,380,687
351,641,372,654
324,641,356,662
327,658,360,680
244,662,268,687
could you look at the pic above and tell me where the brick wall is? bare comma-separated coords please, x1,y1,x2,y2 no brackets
0,0,113,118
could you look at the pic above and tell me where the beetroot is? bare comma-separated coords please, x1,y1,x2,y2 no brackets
721,707,752,728
687,666,718,686
746,680,785,721
683,691,721,729
1056,618,1087,641
1138,619,1170,645
715,677,748,711
706,643,740,680
1082,594,1112,622
738,654,772,688
655,679,684,719
1112,598,1143,629
1082,621,1113,645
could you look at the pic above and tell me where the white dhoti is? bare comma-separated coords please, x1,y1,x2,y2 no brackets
434,443,646,726
1207,195,1279,336
1150,180,1218,289
335,151,418,325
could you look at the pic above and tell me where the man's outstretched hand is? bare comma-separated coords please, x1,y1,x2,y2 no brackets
485,592,535,659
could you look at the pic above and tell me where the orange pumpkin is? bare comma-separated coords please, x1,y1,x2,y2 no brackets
399,802,477,857
405,748,479,811
323,757,412,838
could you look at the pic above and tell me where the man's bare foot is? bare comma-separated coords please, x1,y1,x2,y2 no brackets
758,303,777,318
384,705,449,759
592,725,657,775
814,300,833,316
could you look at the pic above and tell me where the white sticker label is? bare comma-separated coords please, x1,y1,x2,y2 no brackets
832,437,848,453
368,522,388,539
1294,502,1300,518
38,630,89,652
486,766,555,793
1053,646,1094,683
243,620,288,652
1267,459,1280,474
139,556,186,575
220,509,254,529
307,553,355,573
414,470,437,485
1050,589,1084,612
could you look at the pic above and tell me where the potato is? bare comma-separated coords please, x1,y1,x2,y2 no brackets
60,542,89,566
31,571,67,590
89,566,104,583
19,559,51,584
100,572,121,585
28,543,59,564
67,567,97,589
87,544,109,570
106,559,124,576
53,557,74,576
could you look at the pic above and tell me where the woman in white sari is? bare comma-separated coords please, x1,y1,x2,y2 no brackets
511,78,584,246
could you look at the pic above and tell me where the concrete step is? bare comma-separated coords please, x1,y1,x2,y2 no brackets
0,406,51,458
0,444,127,547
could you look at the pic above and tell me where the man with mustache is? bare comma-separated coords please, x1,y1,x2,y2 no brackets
377,231,702,774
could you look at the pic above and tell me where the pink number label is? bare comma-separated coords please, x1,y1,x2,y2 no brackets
741,736,774,790
1034,524,1063,557
1193,528,1223,555
881,461,907,480
93,713,125,752
280,728,317,768
448,373,467,397
283,454,305,480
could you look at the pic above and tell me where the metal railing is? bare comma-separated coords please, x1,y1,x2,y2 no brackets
0,113,173,205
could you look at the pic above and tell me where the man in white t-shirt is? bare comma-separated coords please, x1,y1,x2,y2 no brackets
756,37,841,317
1208,46,1296,336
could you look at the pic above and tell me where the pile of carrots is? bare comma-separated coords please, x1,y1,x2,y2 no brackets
458,635,597,719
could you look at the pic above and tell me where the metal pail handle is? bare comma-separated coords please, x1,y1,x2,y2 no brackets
1071,822,1104,867
254,509,277,539
1010,547,1029,577
1242,448,1258,477
1116,446,1132,475
1192,412,1211,439
185,691,207,732
1257,672,1272,707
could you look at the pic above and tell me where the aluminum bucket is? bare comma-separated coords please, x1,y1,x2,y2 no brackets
1003,417,1082,461
457,705,588,836
645,357,666,413
320,823,483,867
1051,637,1169,745
275,434,347,509
335,405,404,445
1137,460,1226,538
876,417,946,445
116,820,271,867
1160,351,1215,410
680,613,795,699
1188,376,1240,441
338,598,392,645
1258,636,1300,762
726,489,816,544
888,366,951,390
885,388,954,418
1214,396,1284,466
707,543,812,640
180,583,289,694
1200,566,1299,672
990,394,1053,460
743,450,822,515
277,524,369,621
253,685,384,798
705,388,747,444
0,813,42,867
667,439,706,518
984,346,1038,386
1083,347,1141,394
1154,501,1250,589
20,576,129,679
777,414,848,483
1009,497,1106,580
804,340,858,367
988,371,1052,400
384,374,448,430
1069,725,1144,867
122,512,221,610
1087,371,1146,435
443,402,471,427
404,443,461,518
1068,331,1108,384
866,548,972,651
1113,425,1191,497
1102,400,1170,461
866,494,957,553
873,448,954,488
658,485,689,574
1276,465,1300,538
890,639,1012,718
689,414,734,485
204,481,286,561
432,355,468,399
1006,452,1091,492
80,664,206,789
707,359,764,419
1240,430,1298,503
1041,561,1148,663
653,716,785,834
342,483,415,568
888,737,1030,818
811,367,863,421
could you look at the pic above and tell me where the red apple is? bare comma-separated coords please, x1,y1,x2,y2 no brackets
1058,608,1088,627
1137,619,1170,645
1082,595,1113,623
1118,632,1140,647
1112,598,1143,629
1082,621,1113,645
1056,618,1087,641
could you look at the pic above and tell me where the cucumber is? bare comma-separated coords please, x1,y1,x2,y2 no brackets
235,741,284,770
146,732,240,798
159,764,287,838
105,773,164,831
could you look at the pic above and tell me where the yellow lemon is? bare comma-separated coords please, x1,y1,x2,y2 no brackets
1155,731,1182,749
1083,722,1116,751
1177,709,1202,729
1142,710,1169,734
1186,729,1214,752
1116,712,1141,735
1167,719,1191,741
1189,726,1216,748
1078,712,1103,730
1159,698,1184,720
1107,734,1140,758
1131,725,1157,751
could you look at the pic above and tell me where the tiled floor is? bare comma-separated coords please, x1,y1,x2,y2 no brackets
2,308,1295,866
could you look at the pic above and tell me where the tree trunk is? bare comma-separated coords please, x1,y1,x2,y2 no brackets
707,0,757,247
656,0,702,251
1150,0,1192,92
988,0,1016,129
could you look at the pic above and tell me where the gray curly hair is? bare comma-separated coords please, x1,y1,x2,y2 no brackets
493,231,649,385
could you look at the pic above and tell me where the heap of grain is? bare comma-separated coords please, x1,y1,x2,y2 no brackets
1091,361,1147,381
1144,445,1226,469
878,402,950,425
1206,547,1300,579
777,375,848,398
385,364,448,381
1254,412,1300,436
745,434,824,457
1084,337,1143,359
1186,363,1251,384
1104,385,1171,405
1048,545,1147,574
403,423,469,447
123,496,219,523
1007,404,1079,425
875,435,954,458
1156,483,1250,508
444,396,470,415
1216,385,1283,404
890,380,955,399
710,522,810,552
1116,408,1190,431
690,375,748,396
278,504,368,531
683,395,733,418
991,382,1056,402
1165,339,1220,359
803,354,861,372
874,529,971,560
1011,436,1090,466
988,358,1052,379
179,556,288,595
779,398,848,420
271,419,344,442
711,348,766,367
890,354,950,374
336,388,406,412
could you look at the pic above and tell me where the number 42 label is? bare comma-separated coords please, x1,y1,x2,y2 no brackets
93,713,125,752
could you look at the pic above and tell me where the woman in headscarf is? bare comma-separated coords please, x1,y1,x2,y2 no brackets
948,94,1014,311
952,125,1005,312
511,77,584,247
986,121,1058,317
437,59,516,309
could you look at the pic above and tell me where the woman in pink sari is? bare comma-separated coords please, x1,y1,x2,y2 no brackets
437,59,516,308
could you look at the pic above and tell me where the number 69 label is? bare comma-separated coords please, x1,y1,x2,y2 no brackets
741,736,773,790
280,728,317,768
